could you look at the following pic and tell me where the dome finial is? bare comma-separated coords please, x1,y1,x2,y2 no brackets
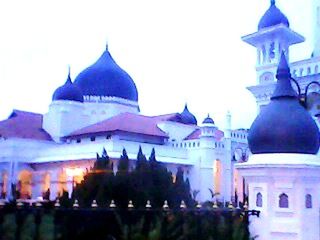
106,41,108,50
272,51,297,99
271,0,275,6
276,51,290,77
66,66,72,84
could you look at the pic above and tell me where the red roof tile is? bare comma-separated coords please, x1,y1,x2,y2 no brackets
184,129,224,141
0,110,52,141
151,113,181,122
184,129,201,140
68,112,168,138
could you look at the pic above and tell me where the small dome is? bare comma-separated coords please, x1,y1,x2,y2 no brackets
258,0,289,30
202,114,215,125
52,72,84,102
74,46,138,102
180,104,197,125
248,52,320,154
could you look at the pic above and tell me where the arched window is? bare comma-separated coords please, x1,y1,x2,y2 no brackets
58,171,67,197
300,68,304,76
305,194,312,209
293,69,297,76
214,160,221,193
256,192,263,207
315,65,319,74
18,170,33,199
261,45,266,63
279,193,289,208
1,171,8,198
269,42,275,60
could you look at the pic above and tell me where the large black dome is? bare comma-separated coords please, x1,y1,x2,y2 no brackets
52,73,84,102
180,104,197,125
74,47,138,102
248,53,320,154
258,0,289,30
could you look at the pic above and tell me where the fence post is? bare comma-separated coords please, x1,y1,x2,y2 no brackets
15,207,23,240
34,207,42,240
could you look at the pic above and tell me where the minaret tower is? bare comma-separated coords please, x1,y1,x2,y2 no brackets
236,53,320,240
313,0,320,57
242,0,305,112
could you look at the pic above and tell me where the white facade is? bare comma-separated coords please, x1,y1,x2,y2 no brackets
237,154,320,240
0,55,248,204
0,107,247,203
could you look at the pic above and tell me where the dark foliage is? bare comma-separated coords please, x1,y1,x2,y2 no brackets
72,147,194,209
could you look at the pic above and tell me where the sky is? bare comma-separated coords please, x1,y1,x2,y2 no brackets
0,0,315,129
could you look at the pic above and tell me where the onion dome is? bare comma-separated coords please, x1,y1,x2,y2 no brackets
180,104,197,125
248,52,320,154
258,0,289,30
202,114,215,125
74,46,138,101
52,70,84,102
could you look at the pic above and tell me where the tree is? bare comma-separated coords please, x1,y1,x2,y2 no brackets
93,148,110,171
117,148,129,174
73,148,114,206
74,147,194,209
173,167,193,207
136,146,148,171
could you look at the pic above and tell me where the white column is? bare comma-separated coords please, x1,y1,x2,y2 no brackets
274,40,279,63
50,171,61,200
66,175,73,198
257,48,261,66
224,111,232,139
32,173,43,199
265,42,270,64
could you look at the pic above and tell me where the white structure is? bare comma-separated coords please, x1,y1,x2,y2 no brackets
0,47,248,203
237,154,320,240
243,0,320,114
237,51,320,240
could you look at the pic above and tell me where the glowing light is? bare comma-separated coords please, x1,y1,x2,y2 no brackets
65,167,84,185
65,168,84,177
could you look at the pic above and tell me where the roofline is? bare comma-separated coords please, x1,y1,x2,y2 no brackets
242,24,305,47
64,129,169,140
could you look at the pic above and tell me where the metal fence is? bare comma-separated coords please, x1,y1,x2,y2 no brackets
0,200,260,240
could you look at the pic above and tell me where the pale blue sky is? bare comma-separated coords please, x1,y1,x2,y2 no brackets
0,0,314,129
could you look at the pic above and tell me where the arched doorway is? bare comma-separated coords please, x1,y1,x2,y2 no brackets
42,173,50,199
18,170,32,199
214,160,221,194
1,171,8,198
58,171,67,197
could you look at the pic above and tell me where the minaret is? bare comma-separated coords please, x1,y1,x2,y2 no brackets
242,0,305,112
313,0,320,57
224,111,231,139
236,53,320,240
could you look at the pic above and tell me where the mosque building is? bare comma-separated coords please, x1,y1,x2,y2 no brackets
0,0,319,204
